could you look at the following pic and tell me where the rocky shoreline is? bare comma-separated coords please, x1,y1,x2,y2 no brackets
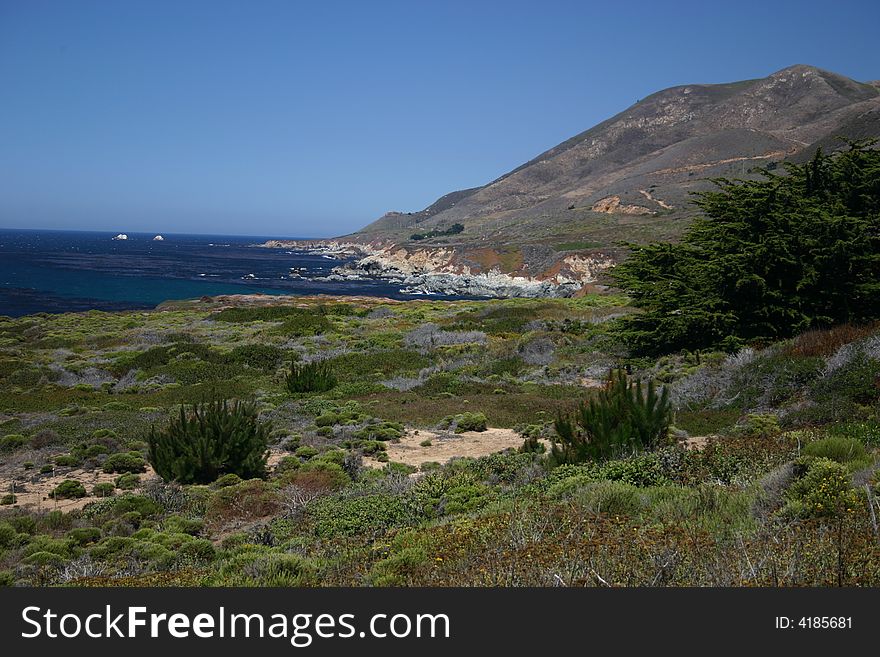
258,239,614,298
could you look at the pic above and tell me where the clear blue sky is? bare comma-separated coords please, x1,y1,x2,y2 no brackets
1,0,878,238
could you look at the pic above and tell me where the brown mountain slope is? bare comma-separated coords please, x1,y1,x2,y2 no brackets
352,65,880,254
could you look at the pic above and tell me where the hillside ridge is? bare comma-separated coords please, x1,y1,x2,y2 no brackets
262,65,879,298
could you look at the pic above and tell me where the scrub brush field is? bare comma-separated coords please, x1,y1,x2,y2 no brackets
1,293,879,586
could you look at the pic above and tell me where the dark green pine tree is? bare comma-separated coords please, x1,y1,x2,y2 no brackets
613,140,880,355
148,398,270,484
551,370,671,465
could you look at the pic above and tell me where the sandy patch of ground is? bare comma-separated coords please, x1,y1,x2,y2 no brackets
364,427,533,470
0,465,157,512
266,449,288,469
681,435,709,451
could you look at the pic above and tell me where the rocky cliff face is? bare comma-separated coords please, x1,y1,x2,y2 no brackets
259,239,615,298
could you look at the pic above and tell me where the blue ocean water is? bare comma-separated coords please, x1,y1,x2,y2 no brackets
0,229,438,317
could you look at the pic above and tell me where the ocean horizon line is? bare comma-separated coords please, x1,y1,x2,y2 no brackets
0,226,331,241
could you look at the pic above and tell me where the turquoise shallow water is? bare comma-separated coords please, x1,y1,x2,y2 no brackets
0,229,431,317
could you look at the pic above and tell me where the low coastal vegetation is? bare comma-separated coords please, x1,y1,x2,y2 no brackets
0,291,878,587
409,223,464,241
1,145,879,586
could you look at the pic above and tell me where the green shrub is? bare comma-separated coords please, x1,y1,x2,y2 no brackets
313,449,345,466
211,473,243,489
570,480,644,516
282,436,301,451
88,535,175,568
829,421,880,447
58,406,87,417
813,356,880,414
7,515,36,535
0,493,16,505
783,457,861,518
115,473,141,490
66,527,101,546
53,479,87,499
297,460,351,486
552,370,670,464
162,360,240,385
44,510,69,531
205,479,279,527
273,456,300,476
21,533,73,559
102,452,147,474
803,436,869,468
310,494,414,538
229,344,284,372
212,551,315,586
148,399,270,484
327,348,428,380
369,546,429,586
352,420,405,441
162,515,203,535
641,484,755,537
177,537,215,562
735,413,781,438
286,360,337,393
383,461,416,475
448,451,540,484
24,551,65,567
410,223,464,241
315,404,366,426
92,483,115,497
294,446,319,460
545,453,671,496
108,495,161,518
54,454,82,468
409,472,493,517
546,472,596,499
213,306,316,323
83,444,110,459
0,434,27,452
595,453,672,487
285,462,349,491
519,433,545,454
439,412,488,433
278,312,332,337
351,440,386,455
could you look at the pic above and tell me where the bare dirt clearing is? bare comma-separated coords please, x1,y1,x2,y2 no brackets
0,465,157,512
681,435,710,450
364,427,540,469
